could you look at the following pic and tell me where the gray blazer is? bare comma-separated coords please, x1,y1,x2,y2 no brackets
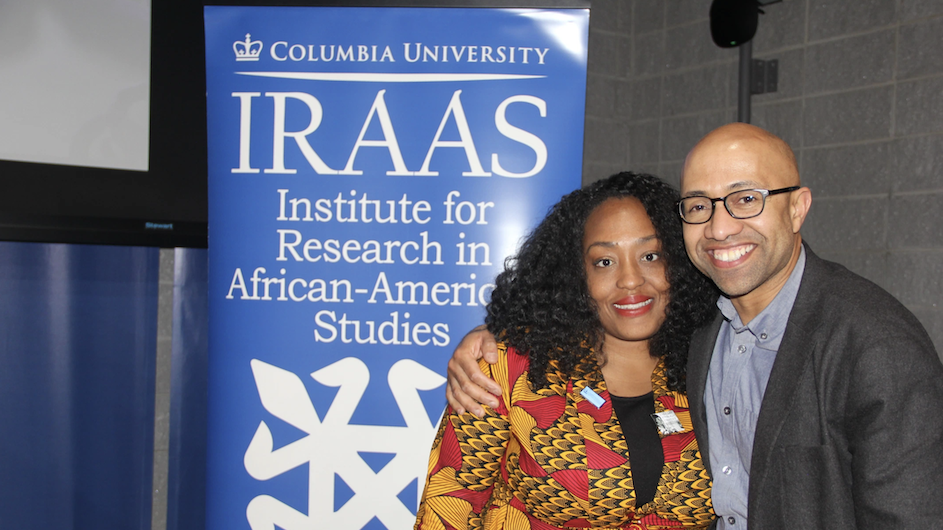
688,244,943,529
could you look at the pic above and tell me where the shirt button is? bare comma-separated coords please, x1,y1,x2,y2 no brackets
723,406,731,415
760,332,768,340
728,516,736,525
738,345,746,354
722,465,732,475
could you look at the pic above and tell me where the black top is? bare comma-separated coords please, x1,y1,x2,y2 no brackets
610,392,664,507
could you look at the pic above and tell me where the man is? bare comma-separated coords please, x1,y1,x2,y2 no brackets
445,123,943,528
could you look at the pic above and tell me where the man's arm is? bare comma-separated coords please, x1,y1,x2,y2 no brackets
445,326,502,417
847,334,943,527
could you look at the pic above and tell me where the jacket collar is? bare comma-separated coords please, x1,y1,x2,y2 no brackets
748,243,824,496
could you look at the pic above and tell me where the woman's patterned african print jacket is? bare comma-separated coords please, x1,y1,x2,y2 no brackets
415,344,714,530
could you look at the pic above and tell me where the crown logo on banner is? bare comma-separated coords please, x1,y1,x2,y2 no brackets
234,34,263,61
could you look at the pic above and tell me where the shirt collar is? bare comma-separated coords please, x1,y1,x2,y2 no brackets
717,246,806,346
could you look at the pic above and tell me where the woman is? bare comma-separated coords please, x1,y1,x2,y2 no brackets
415,172,718,530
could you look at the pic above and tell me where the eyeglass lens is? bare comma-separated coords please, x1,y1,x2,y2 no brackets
680,190,766,223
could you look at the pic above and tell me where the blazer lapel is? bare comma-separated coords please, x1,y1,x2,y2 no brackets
687,311,723,476
749,246,824,495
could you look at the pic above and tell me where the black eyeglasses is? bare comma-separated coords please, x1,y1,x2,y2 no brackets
678,186,800,224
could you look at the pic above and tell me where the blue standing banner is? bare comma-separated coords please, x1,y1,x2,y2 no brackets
204,6,589,530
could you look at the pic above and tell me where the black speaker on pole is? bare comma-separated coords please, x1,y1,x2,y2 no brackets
710,0,763,48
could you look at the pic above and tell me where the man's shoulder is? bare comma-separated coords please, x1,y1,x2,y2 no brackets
794,247,931,345
804,251,893,302
802,249,900,309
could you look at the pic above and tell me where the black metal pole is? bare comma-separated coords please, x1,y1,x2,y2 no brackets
738,39,752,123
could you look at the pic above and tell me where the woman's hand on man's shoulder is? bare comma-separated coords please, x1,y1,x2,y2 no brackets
445,325,502,417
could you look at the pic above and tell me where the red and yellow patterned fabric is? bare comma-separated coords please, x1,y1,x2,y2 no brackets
416,344,714,530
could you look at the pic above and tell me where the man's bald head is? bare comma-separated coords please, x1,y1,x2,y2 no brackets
682,123,799,191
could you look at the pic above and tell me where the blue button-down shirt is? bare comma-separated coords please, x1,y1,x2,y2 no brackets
705,247,806,529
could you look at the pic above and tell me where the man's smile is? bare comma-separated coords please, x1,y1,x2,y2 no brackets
709,244,756,264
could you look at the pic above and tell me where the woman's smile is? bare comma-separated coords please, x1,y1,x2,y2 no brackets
613,295,654,316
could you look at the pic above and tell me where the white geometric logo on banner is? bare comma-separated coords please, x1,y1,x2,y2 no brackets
244,357,445,530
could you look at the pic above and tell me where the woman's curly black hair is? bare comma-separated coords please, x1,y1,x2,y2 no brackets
485,171,718,392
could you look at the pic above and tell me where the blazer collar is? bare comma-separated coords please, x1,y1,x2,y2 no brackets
749,243,824,495
687,309,724,476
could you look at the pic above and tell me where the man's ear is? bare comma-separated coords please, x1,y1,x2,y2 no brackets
790,187,812,233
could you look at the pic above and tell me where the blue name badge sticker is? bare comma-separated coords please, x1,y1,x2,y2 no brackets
580,386,606,409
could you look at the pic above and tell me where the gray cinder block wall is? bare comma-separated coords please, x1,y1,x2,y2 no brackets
581,0,943,353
